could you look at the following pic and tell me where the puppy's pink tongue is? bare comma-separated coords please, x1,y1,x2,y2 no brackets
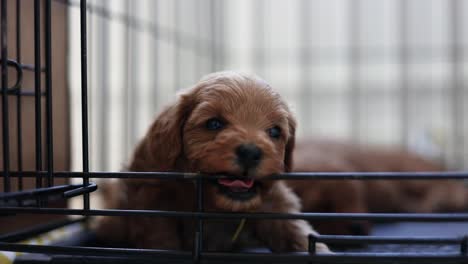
218,178,254,188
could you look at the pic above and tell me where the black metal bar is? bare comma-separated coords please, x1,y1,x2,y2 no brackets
1,0,10,193
194,178,204,263
201,251,468,263
0,183,95,200
461,236,468,255
0,242,191,260
85,0,93,169
18,63,46,71
2,170,468,180
0,185,74,200
0,217,86,243
1,242,467,264
193,231,201,263
15,0,23,191
7,89,46,96
3,207,468,222
308,234,316,255
34,0,43,189
0,59,22,90
62,182,97,198
267,171,468,180
45,0,54,187
316,234,463,245
81,0,90,210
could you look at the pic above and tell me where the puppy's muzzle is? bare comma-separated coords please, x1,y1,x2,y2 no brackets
235,143,263,170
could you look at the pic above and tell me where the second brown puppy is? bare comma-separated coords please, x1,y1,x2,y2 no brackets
288,139,468,236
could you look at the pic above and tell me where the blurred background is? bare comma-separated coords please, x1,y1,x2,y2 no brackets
67,0,468,172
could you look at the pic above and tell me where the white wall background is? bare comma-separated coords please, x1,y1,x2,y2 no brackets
68,0,468,172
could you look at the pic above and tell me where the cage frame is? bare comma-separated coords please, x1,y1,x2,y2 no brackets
1,0,468,263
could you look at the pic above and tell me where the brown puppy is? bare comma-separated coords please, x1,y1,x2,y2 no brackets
288,139,468,236
95,72,329,253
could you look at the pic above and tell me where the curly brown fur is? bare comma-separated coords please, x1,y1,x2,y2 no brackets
288,139,468,236
95,72,329,253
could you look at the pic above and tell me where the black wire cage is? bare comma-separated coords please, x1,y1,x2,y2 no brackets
1,0,468,263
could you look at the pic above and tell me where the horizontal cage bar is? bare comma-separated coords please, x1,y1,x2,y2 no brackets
6,88,46,96
1,171,468,180
2,208,468,222
0,183,96,201
313,234,465,245
0,243,467,264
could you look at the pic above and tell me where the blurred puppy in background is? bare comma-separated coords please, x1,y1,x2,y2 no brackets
288,139,468,236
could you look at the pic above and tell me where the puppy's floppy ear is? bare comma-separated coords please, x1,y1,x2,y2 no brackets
284,113,297,172
129,90,198,172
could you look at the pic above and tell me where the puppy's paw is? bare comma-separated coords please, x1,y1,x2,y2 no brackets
290,221,331,253
256,218,331,253
315,242,332,253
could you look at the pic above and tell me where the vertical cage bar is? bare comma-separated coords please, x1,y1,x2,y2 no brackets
461,235,468,255
16,0,23,190
34,0,43,188
98,0,109,171
45,0,54,187
1,0,10,192
194,178,204,263
87,0,93,171
81,0,90,210
308,234,317,255
349,0,361,141
399,0,409,147
450,0,464,168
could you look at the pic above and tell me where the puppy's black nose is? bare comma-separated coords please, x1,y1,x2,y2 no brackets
236,144,262,169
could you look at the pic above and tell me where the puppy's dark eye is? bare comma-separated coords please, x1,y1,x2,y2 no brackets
267,126,282,139
206,118,225,131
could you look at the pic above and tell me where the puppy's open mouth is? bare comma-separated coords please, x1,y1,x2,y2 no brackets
215,178,259,201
